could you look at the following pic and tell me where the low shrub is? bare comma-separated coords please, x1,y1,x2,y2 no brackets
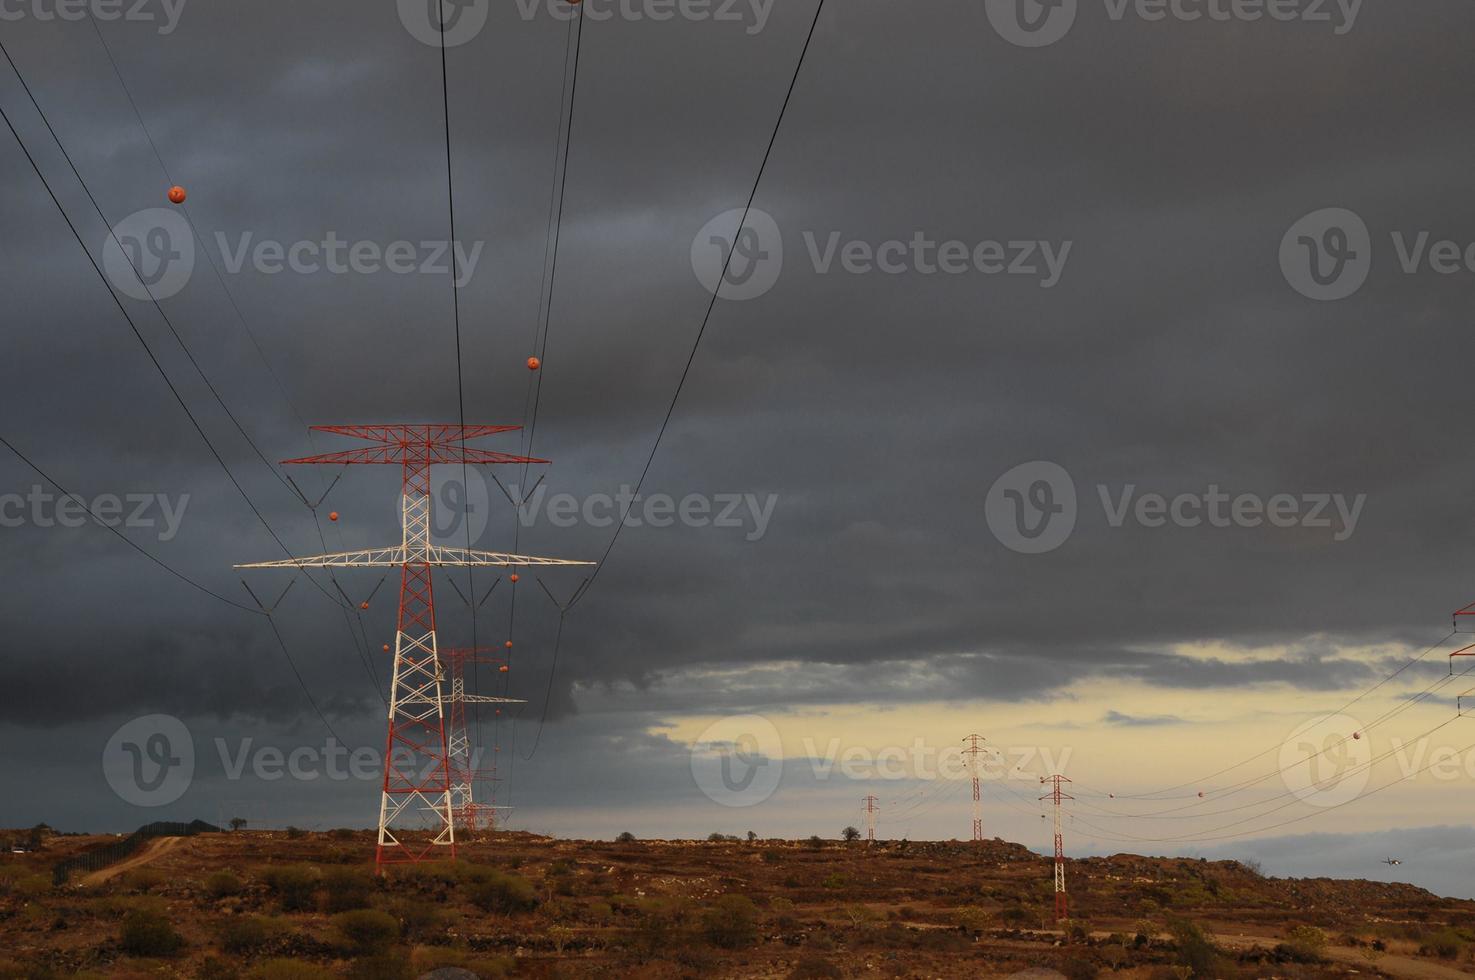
321,867,374,912
205,871,244,898
246,961,334,980
120,908,185,957
219,916,275,954
703,894,759,949
788,956,842,980
261,864,319,912
465,869,538,914
333,908,400,954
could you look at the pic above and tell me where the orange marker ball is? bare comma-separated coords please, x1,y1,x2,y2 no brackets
360,601,370,610
504,640,513,649
382,644,390,652
167,185,187,204
510,573,519,583
526,357,541,371
329,511,339,522
499,665,509,673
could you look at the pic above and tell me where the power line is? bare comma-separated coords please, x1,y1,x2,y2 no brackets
567,0,829,610
0,39,354,613
502,5,586,789
1077,626,1459,801
79,13,391,703
0,432,260,616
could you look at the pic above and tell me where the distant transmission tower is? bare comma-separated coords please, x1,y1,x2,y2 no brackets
1039,774,1073,921
863,795,878,843
238,425,592,871
442,646,523,834
963,733,986,842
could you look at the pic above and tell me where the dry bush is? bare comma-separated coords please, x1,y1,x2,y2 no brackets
703,894,759,949
321,867,374,912
261,864,319,912
246,961,333,980
463,868,538,914
119,908,185,957
205,871,244,898
332,908,400,954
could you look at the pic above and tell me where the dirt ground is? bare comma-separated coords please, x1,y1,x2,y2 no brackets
1,828,1472,978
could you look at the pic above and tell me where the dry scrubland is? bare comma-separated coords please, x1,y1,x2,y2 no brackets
1,827,1473,979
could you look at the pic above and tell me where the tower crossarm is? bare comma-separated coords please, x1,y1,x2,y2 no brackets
282,446,548,467
236,546,595,569
460,696,528,704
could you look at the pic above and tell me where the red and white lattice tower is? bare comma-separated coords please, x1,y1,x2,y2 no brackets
237,425,592,871
863,794,878,844
963,733,986,842
442,646,522,834
1039,774,1073,921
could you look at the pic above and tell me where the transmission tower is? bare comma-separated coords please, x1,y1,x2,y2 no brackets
238,424,592,870
1039,774,1073,921
862,794,878,843
963,733,986,842
442,646,522,834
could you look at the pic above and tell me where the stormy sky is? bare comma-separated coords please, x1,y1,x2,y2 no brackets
3,0,1475,897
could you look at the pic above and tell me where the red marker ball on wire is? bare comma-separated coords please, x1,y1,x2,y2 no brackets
167,185,187,204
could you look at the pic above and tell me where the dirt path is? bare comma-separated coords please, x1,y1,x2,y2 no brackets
78,836,183,886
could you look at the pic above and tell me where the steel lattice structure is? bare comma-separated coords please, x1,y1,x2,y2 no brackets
1040,774,1073,921
237,424,592,871
963,733,986,842
441,646,521,834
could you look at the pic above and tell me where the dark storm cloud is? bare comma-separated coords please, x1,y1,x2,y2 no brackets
2,0,1475,828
